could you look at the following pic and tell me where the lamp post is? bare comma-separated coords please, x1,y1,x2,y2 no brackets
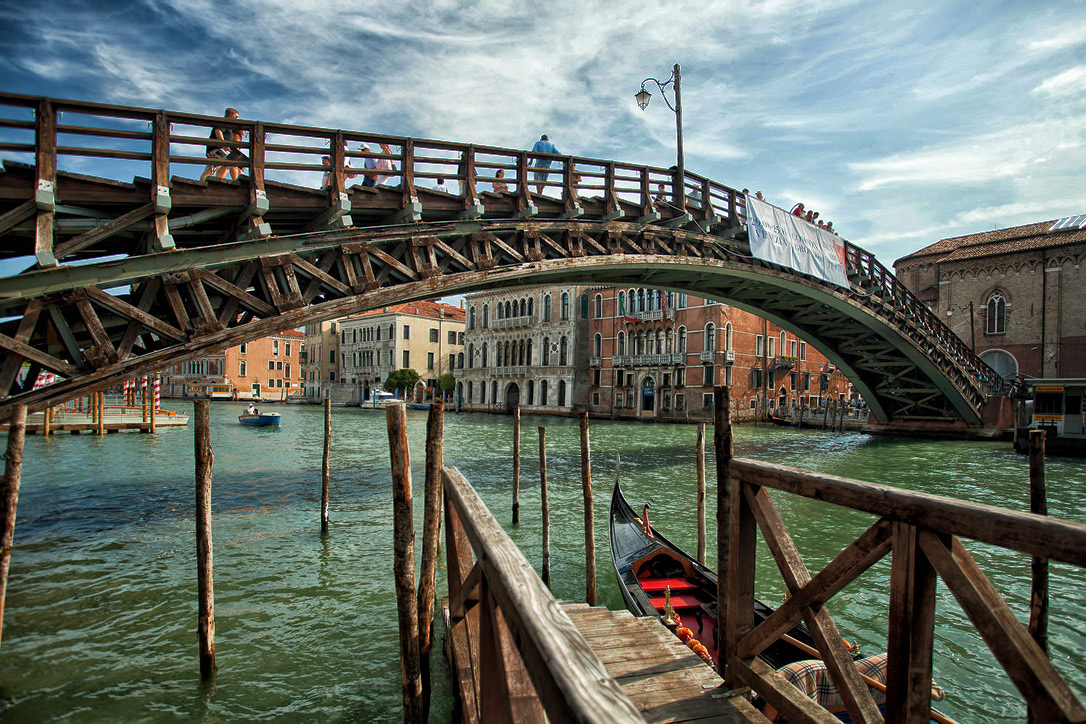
946,302,976,352
635,63,684,209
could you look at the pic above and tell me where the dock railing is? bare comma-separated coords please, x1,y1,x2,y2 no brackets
442,465,643,723
718,450,1086,723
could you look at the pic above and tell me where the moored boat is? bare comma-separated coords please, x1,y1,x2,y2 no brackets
238,412,281,427
609,481,815,670
360,390,398,409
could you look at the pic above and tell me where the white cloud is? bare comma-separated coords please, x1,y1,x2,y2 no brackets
1033,65,1086,96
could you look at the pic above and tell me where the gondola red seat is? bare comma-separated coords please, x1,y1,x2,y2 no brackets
638,577,698,593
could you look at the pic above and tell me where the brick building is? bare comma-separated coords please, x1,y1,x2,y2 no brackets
894,216,1086,381
162,330,303,400
586,288,850,421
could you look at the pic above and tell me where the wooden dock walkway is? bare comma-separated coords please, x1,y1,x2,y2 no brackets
1,409,188,434
560,603,765,723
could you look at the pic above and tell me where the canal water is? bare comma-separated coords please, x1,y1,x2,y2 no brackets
2,401,1083,722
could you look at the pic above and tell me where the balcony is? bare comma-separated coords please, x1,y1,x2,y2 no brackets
624,309,663,323
773,356,796,370
725,349,736,363
453,368,465,377
614,353,684,367
495,315,537,329
699,350,716,364
589,356,602,367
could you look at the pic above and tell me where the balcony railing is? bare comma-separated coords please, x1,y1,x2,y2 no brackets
699,350,716,364
773,356,796,370
589,356,602,367
613,353,684,367
494,315,536,329
624,309,663,322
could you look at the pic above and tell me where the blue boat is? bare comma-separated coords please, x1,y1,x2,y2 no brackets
239,412,281,427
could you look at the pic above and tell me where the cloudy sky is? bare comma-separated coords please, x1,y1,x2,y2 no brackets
1,0,1084,267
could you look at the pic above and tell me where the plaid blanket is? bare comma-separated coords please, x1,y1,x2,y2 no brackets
777,653,945,712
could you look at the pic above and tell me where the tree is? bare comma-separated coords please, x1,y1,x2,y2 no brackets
384,369,420,396
438,372,455,399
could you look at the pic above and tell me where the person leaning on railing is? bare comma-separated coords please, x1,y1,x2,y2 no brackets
201,107,248,182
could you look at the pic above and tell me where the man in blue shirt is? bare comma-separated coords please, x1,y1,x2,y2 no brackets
530,134,560,195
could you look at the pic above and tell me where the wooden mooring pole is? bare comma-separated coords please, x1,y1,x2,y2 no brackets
321,398,331,534
579,411,596,606
418,400,444,719
512,405,521,525
386,402,422,723
1028,429,1049,652
97,392,105,436
539,425,550,587
194,399,216,678
0,405,27,652
696,421,707,565
713,386,733,684
43,406,51,437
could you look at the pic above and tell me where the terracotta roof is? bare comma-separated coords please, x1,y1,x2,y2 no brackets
894,218,1086,267
277,329,304,338
348,300,465,322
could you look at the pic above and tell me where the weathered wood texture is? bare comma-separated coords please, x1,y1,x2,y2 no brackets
442,466,642,723
417,399,444,719
0,404,27,652
578,411,596,606
194,399,216,679
321,398,331,533
1028,429,1048,655
386,402,422,723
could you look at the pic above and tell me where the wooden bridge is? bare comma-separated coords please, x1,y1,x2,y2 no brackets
0,93,1009,424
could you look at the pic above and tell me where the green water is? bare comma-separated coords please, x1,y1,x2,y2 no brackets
2,401,1083,722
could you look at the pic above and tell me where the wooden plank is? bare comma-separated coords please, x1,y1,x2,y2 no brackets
732,458,1086,567
53,203,154,260
366,242,419,280
444,604,480,724
82,286,184,342
192,267,276,319
0,330,79,378
287,253,352,296
919,531,1086,721
35,98,57,267
442,466,643,723
0,200,36,235
187,277,223,333
0,300,42,395
115,278,163,359
739,518,892,659
73,294,117,365
731,657,839,724
162,279,193,332
885,522,937,724
477,580,514,724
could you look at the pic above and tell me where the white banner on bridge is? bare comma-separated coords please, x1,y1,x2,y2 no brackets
745,196,848,288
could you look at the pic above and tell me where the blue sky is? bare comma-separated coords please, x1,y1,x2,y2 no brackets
1,0,1084,268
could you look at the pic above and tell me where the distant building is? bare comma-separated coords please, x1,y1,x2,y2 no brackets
586,288,850,421
457,285,588,414
339,301,465,403
301,320,340,402
162,330,303,400
894,216,1086,380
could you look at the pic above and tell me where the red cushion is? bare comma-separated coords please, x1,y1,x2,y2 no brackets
648,594,703,609
639,577,698,593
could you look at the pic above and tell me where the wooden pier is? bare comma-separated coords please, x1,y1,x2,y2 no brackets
3,408,187,434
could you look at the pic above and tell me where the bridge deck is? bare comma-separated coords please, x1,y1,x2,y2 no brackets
561,603,764,723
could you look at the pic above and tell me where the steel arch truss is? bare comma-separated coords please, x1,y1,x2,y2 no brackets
0,220,989,424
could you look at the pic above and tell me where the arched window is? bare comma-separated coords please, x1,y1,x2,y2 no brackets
481,382,486,404
543,294,551,322
482,304,489,328
580,293,589,319
467,381,472,403
705,323,716,351
527,379,535,405
725,323,733,351
780,331,787,356
558,380,567,407
457,352,464,369
560,336,568,366
542,337,551,365
520,299,526,316
389,323,395,339
637,289,645,312
618,291,626,315
526,339,533,365
528,297,534,316
497,303,504,320
618,331,626,356
593,333,602,356
561,292,570,320
482,343,488,368
666,329,673,353
456,381,463,403
492,380,498,404
468,344,475,369
505,301,512,318
677,326,687,353
987,291,1006,334
594,293,603,319
654,330,662,354
541,380,549,406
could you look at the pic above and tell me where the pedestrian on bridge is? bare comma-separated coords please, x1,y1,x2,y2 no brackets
530,134,560,196
201,108,248,181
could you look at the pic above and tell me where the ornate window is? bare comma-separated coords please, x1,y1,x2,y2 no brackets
677,327,687,353
618,331,626,356
561,292,570,320
986,292,1006,334
618,291,626,316
724,323,733,351
704,323,716,351
594,293,603,319
593,333,602,356
543,294,551,321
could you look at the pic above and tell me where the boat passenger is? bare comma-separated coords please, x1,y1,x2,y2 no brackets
246,403,257,415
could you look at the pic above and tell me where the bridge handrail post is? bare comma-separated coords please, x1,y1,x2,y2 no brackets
639,166,653,216
401,139,417,204
515,150,531,211
34,98,57,268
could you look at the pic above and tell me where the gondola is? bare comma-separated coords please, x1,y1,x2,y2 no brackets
609,480,817,670
768,412,793,426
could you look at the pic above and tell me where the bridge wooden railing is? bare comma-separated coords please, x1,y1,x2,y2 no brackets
442,465,643,723
714,390,1085,723
0,92,739,265
842,244,1011,398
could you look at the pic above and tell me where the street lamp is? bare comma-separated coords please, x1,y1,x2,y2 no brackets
946,302,976,352
636,63,684,209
